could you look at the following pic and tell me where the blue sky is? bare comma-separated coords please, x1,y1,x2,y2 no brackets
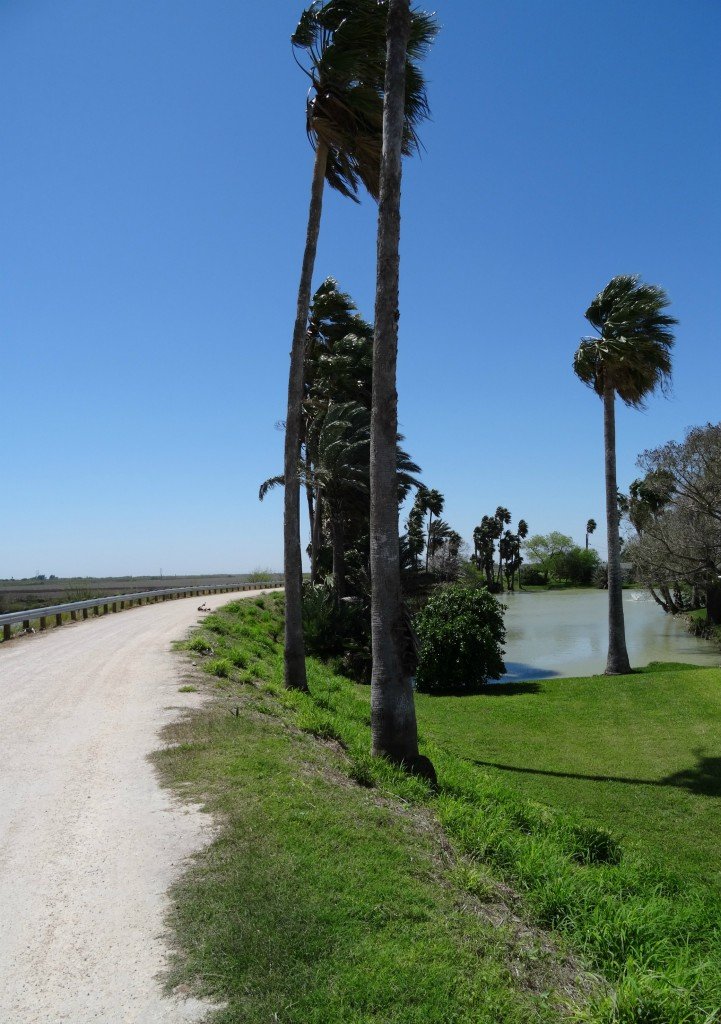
1,0,719,577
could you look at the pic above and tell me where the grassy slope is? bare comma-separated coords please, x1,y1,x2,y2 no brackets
161,595,721,1024
156,601,582,1024
416,665,721,885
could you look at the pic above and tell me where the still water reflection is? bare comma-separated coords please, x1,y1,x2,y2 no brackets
500,589,720,681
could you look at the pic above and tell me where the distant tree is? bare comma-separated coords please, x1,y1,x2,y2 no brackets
574,275,676,674
423,489,445,570
405,491,427,569
523,532,574,583
493,506,512,583
555,547,602,586
471,516,497,588
515,519,529,589
585,518,597,550
631,424,721,622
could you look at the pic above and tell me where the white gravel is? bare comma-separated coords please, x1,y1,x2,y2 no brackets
0,589,272,1023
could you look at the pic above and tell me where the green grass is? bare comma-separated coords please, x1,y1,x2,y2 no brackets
416,665,721,886
158,598,583,1024
164,595,721,1024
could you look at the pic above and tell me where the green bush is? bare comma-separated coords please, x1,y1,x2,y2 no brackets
301,583,371,683
519,565,547,586
415,584,506,694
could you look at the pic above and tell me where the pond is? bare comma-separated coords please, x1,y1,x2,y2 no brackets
500,589,720,681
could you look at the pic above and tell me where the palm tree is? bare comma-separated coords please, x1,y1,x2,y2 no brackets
370,0,435,776
424,489,444,571
574,275,676,674
283,1,436,691
585,518,597,550
494,507,511,585
516,518,529,589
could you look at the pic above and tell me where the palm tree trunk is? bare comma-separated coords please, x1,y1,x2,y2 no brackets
283,142,328,691
370,0,430,778
425,512,432,571
603,382,631,674
311,488,323,584
305,460,315,575
330,513,346,600
707,584,721,625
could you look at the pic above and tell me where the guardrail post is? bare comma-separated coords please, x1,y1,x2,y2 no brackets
23,619,30,631
55,613,62,627
83,608,89,620
112,602,118,613
121,601,125,610
3,624,11,641
103,604,109,615
71,610,77,622
40,617,47,631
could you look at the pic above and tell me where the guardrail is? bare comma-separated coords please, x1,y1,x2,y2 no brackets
0,581,284,642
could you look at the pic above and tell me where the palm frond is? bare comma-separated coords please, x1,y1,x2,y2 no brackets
574,275,677,408
292,0,438,200
258,475,285,501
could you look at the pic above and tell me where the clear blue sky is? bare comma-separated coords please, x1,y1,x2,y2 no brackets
1,0,719,577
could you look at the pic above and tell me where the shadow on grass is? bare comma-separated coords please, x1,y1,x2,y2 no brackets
426,681,542,697
471,750,721,798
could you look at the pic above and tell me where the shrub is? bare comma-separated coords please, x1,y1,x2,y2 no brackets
301,583,371,683
415,585,506,694
519,565,547,587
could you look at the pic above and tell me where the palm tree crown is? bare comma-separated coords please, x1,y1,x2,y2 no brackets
573,275,677,407
292,0,437,200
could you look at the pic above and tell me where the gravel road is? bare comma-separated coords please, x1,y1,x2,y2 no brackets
0,589,272,1023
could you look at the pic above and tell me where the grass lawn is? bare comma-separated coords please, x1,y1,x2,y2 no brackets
161,595,721,1024
415,664,721,886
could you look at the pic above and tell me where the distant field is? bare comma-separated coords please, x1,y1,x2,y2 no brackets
416,663,721,886
0,573,281,613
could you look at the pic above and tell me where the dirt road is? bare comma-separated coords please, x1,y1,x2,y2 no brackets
0,589,272,1023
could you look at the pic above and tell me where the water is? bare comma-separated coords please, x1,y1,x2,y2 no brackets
500,589,720,681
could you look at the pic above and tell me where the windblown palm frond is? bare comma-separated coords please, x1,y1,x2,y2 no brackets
573,275,677,408
292,0,438,201
258,475,285,501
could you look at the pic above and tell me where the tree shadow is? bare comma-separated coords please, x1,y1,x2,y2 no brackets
430,681,541,697
471,749,721,798
661,753,721,797
481,680,542,696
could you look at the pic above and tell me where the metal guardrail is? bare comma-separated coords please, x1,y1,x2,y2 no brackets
0,581,284,641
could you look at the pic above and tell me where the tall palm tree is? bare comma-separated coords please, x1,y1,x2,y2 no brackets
585,518,597,550
424,489,444,571
283,0,436,691
574,275,676,674
494,506,512,584
369,0,435,777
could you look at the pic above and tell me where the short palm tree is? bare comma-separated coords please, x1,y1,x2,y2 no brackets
574,275,676,674
283,0,437,691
